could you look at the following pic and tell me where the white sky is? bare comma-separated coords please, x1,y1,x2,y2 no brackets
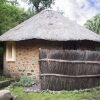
17,0,100,25
53,0,100,25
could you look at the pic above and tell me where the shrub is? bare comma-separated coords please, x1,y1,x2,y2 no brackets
19,75,32,87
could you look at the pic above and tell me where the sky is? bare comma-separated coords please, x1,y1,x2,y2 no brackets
17,0,100,25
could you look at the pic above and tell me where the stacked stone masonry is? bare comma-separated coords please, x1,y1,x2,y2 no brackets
4,40,63,80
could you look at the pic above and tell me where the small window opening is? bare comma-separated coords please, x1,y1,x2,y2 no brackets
6,42,16,61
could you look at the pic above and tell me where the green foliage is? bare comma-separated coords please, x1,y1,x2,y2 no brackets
0,0,6,3
19,75,32,86
0,3,31,35
7,0,18,5
84,14,100,35
0,75,13,81
28,0,55,13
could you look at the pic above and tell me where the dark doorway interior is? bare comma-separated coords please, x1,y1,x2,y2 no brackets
0,43,3,75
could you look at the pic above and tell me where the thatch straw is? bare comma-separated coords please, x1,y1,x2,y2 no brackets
0,9,100,42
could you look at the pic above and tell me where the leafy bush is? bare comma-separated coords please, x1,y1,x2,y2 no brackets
0,76,13,81
19,75,32,87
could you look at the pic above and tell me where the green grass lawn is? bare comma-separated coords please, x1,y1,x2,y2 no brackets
10,87,100,100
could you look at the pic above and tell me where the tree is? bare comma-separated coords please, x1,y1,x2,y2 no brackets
7,0,18,5
0,3,32,35
84,14,100,34
27,0,55,13
0,0,6,3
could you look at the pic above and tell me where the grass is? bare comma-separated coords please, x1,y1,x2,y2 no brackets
0,76,13,81
10,87,100,100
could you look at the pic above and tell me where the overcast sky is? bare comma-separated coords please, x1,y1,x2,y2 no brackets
18,0,100,25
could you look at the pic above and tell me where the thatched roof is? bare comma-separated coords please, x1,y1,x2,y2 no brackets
0,9,100,42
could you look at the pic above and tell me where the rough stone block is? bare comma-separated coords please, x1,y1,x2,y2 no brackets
0,90,17,100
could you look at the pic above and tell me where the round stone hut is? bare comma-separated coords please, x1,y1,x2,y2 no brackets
0,9,100,82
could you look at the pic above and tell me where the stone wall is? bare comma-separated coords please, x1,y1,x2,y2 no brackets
4,40,63,80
